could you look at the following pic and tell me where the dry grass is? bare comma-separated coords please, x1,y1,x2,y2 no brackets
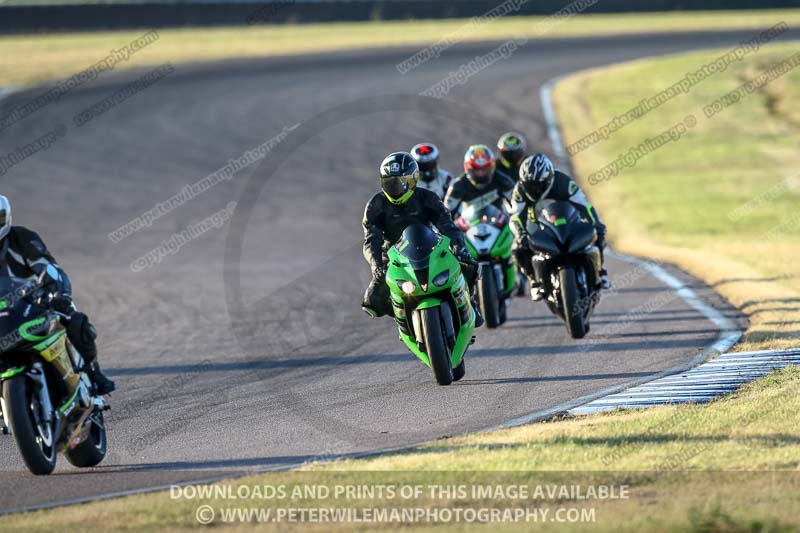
553,42,800,352
1,9,800,86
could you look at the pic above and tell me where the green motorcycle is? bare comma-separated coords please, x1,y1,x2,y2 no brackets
455,202,515,328
385,224,476,386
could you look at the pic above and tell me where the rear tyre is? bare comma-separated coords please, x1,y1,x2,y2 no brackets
420,307,453,386
452,358,466,381
64,411,107,468
478,269,501,329
559,267,587,339
3,376,57,475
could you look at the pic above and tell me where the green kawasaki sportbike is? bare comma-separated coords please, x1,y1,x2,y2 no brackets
0,270,108,475
455,203,515,328
385,224,476,386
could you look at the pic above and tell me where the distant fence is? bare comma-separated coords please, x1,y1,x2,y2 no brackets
1,0,797,34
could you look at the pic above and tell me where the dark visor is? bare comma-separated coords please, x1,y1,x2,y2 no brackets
381,175,413,198
524,180,549,198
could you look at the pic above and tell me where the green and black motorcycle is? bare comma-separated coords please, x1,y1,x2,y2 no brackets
455,202,515,328
0,269,108,475
381,224,476,386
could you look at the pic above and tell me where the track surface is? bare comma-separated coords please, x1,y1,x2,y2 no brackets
0,29,784,512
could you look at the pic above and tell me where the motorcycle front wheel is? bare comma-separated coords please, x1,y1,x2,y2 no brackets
559,267,587,339
478,267,501,328
3,376,57,475
420,307,454,386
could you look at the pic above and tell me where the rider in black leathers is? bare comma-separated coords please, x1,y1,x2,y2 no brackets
444,144,515,217
361,152,483,327
509,154,610,301
0,195,115,394
496,132,529,296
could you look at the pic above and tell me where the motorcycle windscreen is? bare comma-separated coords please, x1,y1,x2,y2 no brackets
536,200,582,246
397,224,440,270
567,223,596,253
0,277,38,341
461,203,505,226
529,228,561,255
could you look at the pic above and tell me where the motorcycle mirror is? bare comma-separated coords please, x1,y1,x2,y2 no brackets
36,264,60,289
45,264,60,284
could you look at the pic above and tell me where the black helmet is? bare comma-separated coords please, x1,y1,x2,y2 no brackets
409,143,440,183
380,152,419,204
497,132,527,168
519,153,555,202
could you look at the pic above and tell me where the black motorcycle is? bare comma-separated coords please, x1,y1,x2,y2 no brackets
0,270,108,475
527,199,602,339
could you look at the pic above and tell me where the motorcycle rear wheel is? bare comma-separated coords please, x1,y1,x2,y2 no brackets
64,411,107,468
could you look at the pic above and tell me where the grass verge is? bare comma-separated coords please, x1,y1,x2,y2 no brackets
4,20,800,533
0,9,798,87
553,41,800,352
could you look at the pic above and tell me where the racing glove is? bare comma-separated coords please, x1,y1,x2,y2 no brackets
50,294,75,316
454,247,475,267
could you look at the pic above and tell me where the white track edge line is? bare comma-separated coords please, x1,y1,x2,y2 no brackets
537,75,741,418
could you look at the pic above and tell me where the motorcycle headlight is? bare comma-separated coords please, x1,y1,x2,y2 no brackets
432,270,450,287
400,281,416,294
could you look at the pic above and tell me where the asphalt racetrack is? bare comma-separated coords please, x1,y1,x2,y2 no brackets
0,29,787,512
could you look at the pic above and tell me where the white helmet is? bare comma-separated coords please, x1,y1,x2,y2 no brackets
0,195,11,241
